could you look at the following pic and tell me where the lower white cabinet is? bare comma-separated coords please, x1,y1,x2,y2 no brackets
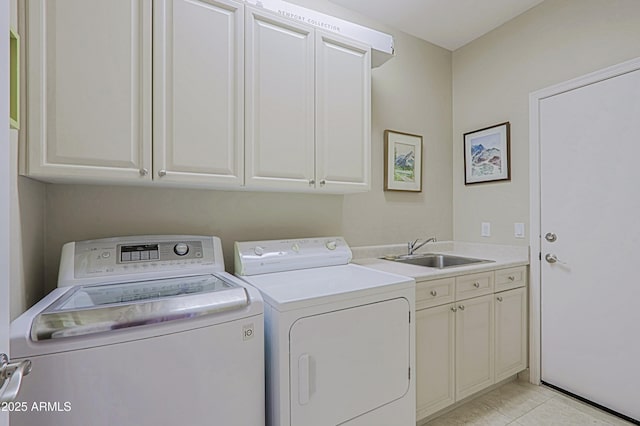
416,304,455,419
415,266,528,422
495,286,527,381
455,293,495,400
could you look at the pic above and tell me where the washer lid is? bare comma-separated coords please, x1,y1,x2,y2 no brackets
31,274,248,341
239,264,413,311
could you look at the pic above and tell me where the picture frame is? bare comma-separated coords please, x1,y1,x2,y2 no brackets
384,130,422,192
463,122,511,185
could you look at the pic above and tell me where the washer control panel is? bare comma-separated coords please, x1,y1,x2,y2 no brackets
58,236,223,287
117,241,201,263
234,237,351,276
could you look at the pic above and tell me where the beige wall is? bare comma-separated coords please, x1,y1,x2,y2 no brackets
10,0,46,320
452,0,640,244
286,3,453,247
36,2,453,294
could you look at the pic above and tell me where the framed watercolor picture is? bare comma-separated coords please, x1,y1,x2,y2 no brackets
384,130,422,192
463,122,511,185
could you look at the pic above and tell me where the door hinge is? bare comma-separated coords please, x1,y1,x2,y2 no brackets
539,252,542,261
408,367,411,380
409,311,411,323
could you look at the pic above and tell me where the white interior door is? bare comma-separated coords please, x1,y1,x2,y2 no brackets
540,66,640,422
289,298,410,426
1,0,11,422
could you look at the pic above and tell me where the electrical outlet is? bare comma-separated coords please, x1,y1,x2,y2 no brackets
481,222,491,237
514,223,525,238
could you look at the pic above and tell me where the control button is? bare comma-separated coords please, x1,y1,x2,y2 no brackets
326,240,337,250
121,252,131,262
150,250,159,260
140,251,150,261
131,252,141,261
174,243,189,256
254,246,264,256
101,251,110,259
195,251,202,258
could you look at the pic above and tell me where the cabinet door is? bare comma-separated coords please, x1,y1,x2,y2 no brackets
245,7,315,190
416,304,455,421
154,0,243,186
25,0,152,182
455,294,494,400
315,31,370,192
495,287,527,381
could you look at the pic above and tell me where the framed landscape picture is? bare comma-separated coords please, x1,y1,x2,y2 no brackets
384,130,422,192
464,122,511,185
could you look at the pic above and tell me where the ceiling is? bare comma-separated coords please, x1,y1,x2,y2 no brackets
327,0,544,51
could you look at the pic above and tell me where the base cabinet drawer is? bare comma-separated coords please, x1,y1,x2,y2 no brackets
495,266,527,292
416,278,455,310
455,271,494,300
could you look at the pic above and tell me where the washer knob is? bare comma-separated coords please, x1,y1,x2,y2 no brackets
326,240,337,250
291,243,300,252
174,243,189,256
254,246,265,256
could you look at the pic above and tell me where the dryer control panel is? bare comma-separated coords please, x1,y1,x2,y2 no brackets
234,237,352,276
58,235,224,287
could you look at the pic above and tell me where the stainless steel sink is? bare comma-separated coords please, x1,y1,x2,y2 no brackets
382,253,493,269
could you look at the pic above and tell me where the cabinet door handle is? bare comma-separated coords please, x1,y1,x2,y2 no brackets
158,169,167,177
450,306,457,312
430,290,437,297
508,276,515,281
473,282,480,288
497,296,503,302
458,305,465,311
308,179,315,186
319,179,326,186
139,168,148,176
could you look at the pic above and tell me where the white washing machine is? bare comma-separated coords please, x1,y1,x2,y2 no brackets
10,235,264,426
235,237,416,426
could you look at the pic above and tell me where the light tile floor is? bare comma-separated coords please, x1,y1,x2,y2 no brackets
423,380,635,426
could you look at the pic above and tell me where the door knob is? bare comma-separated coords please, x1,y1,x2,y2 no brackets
545,232,557,242
0,353,32,403
545,253,568,264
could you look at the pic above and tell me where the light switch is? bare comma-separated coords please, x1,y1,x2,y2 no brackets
514,223,525,238
481,222,491,237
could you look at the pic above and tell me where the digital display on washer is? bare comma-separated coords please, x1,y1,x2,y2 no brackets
120,243,160,262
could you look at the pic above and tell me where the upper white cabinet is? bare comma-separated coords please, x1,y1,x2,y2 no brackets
315,31,371,192
24,0,152,182
23,2,372,193
244,9,315,190
154,0,244,186
245,7,371,193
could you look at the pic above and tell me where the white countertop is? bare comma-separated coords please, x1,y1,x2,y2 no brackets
351,241,530,281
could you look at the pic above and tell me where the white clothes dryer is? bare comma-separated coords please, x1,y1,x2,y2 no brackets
235,237,416,426
10,235,264,426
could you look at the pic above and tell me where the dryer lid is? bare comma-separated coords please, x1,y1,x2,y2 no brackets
31,274,248,341
239,264,413,312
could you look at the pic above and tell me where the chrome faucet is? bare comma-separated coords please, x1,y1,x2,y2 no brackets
407,237,437,255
